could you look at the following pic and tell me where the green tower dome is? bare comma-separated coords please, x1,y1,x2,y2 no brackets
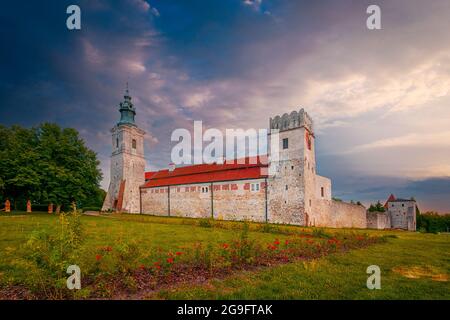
118,83,136,126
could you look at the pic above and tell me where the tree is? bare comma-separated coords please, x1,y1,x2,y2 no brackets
0,123,103,211
368,201,385,212
0,125,41,209
35,123,102,212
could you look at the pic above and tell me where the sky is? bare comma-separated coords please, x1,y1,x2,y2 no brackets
0,0,449,212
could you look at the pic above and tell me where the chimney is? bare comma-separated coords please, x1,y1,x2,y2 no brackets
168,162,176,172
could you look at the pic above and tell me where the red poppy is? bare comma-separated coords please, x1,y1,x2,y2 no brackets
274,239,280,245
175,251,183,256
139,264,145,270
167,258,174,264
285,240,289,245
95,254,102,261
222,243,229,249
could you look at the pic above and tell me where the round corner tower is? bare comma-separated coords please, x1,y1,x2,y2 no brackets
102,85,146,213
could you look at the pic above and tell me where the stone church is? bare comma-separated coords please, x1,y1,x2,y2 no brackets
102,88,367,228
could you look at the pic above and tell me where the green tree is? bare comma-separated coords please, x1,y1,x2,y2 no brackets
368,201,385,212
0,123,103,211
35,123,102,212
0,125,40,209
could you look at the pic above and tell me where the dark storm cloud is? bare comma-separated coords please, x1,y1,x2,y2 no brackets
1,0,449,212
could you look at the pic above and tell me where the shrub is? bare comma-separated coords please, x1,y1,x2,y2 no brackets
21,206,85,298
311,227,331,239
417,212,450,233
198,218,213,228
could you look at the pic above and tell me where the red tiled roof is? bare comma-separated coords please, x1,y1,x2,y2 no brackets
384,194,396,208
144,171,157,180
142,156,268,188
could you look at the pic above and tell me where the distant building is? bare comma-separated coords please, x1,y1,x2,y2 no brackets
367,194,417,231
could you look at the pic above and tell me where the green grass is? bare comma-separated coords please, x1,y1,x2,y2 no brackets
0,212,449,299
157,232,450,299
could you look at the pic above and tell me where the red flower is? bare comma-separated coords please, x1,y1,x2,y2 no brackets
285,240,289,245
267,244,277,250
175,251,183,256
104,246,112,252
167,257,174,264
274,239,280,246
153,261,161,270
95,254,102,261
222,243,229,249
328,238,341,245
139,264,145,270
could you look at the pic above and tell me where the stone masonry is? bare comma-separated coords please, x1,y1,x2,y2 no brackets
103,88,368,228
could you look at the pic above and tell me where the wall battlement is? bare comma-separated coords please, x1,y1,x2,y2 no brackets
269,108,313,133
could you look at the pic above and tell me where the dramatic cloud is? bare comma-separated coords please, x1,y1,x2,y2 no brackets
1,0,449,212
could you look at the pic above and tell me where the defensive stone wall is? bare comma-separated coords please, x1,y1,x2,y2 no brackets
140,179,267,222
213,179,266,222
169,183,211,218
313,199,366,228
140,186,168,215
367,211,391,229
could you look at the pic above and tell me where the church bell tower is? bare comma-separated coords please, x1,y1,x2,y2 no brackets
102,84,145,213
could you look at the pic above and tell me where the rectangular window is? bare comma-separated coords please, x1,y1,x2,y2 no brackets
321,187,324,198
282,138,288,149
251,183,260,192
132,139,137,149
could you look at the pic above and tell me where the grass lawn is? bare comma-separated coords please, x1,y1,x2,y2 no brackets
0,211,449,299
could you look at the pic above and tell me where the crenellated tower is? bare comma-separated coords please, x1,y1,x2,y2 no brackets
267,108,316,225
102,84,146,213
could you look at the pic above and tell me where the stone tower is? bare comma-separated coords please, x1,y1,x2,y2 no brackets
102,85,145,213
267,109,315,225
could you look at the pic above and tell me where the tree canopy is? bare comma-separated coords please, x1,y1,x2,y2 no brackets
0,123,103,210
368,201,386,212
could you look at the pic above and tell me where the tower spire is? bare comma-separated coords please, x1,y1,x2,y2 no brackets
118,82,136,126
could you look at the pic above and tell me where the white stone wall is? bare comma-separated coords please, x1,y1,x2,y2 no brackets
313,199,366,228
141,187,169,215
387,201,416,230
169,183,212,218
366,211,390,229
102,124,145,213
315,175,331,200
140,179,266,221
213,179,266,222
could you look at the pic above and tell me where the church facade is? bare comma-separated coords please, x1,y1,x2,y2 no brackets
102,88,367,228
